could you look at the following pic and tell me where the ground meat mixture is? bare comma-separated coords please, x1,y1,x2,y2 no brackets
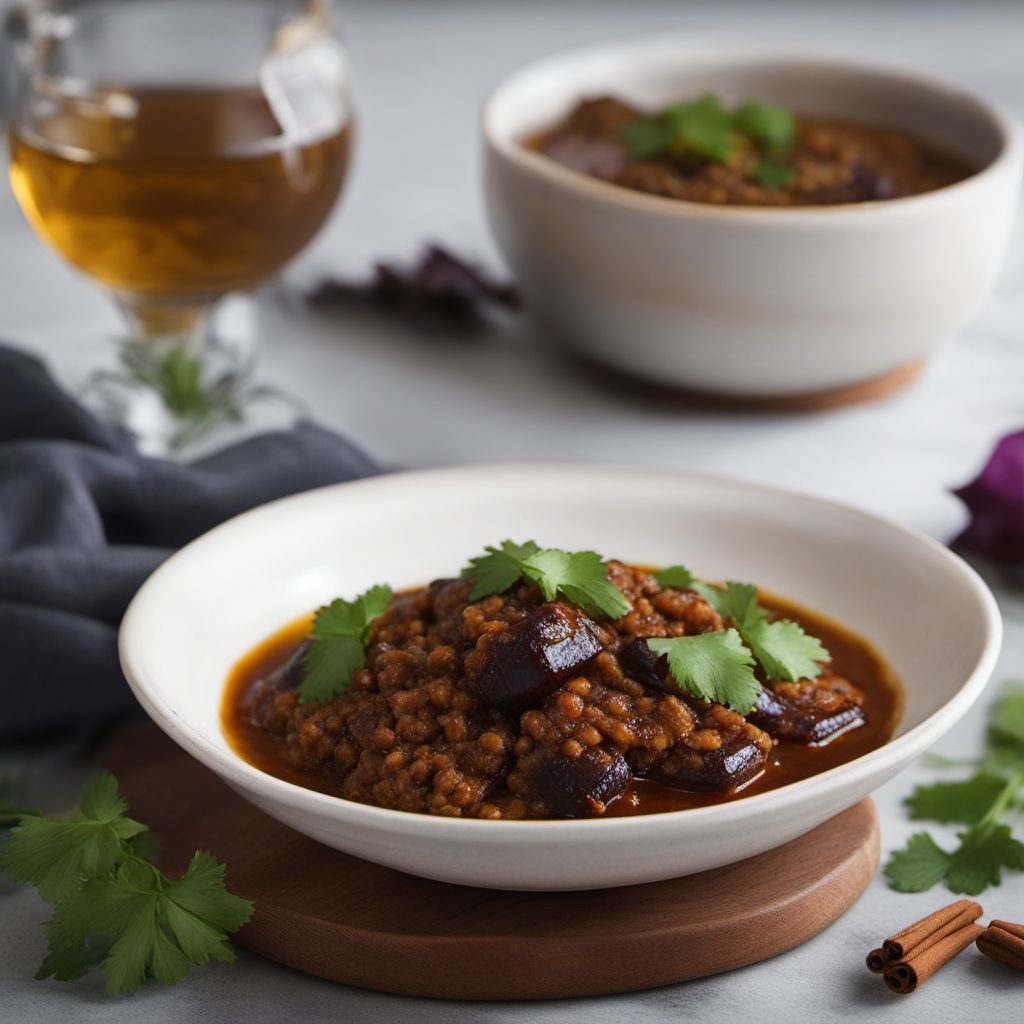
247,562,870,819
529,96,973,207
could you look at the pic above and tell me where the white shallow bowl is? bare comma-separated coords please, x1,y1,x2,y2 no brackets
120,466,1001,890
483,38,1023,400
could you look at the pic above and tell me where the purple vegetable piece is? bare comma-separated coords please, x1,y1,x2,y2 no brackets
527,747,631,817
619,636,668,691
749,686,865,744
471,604,601,711
953,429,1024,568
251,639,312,704
644,734,767,792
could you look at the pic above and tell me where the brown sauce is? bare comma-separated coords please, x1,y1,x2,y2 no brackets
222,591,902,817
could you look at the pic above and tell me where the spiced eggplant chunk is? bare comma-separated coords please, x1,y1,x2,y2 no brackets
467,603,601,712
523,747,631,818
229,551,899,820
749,674,866,744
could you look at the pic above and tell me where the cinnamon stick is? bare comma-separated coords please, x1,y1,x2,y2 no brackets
881,899,983,962
865,948,887,973
883,923,984,994
976,921,1024,971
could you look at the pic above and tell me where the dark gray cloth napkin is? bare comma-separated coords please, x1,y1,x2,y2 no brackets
0,345,377,741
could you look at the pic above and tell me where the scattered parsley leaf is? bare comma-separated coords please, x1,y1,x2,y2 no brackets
988,684,1024,754
743,618,829,683
748,160,795,188
299,584,393,705
884,832,952,892
653,565,697,589
1,773,253,995
461,541,630,620
906,774,1010,825
462,540,540,601
647,630,760,714
945,821,1024,895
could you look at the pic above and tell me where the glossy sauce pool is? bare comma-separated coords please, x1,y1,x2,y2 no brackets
222,593,903,817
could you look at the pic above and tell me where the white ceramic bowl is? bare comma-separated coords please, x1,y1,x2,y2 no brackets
119,465,1001,890
483,39,1023,401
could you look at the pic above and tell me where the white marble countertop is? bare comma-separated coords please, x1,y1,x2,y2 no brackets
3,1,1024,1021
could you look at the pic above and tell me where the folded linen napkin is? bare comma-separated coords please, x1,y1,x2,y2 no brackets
0,345,377,741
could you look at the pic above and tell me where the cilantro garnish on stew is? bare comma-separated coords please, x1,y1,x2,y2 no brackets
461,540,632,620
0,772,253,994
299,584,393,704
620,93,798,187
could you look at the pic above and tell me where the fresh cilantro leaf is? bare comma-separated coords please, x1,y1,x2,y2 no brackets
299,584,393,705
743,618,828,682
748,160,795,188
884,832,952,892
906,774,1010,824
462,540,540,601
988,684,1024,757
692,580,825,682
461,541,630,620
885,768,1024,896
647,630,760,714
665,93,737,163
946,822,1024,895
654,565,697,589
5,773,253,995
700,581,762,628
40,853,252,994
734,100,796,152
520,548,631,620
621,117,673,160
0,772,146,903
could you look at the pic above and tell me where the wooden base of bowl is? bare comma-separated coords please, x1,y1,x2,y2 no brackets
108,724,879,1001
575,354,926,413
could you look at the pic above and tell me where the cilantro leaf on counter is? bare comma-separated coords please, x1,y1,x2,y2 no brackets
299,584,393,705
0,773,253,994
0,773,146,904
884,682,1024,897
461,541,631,620
906,774,1011,825
647,630,760,714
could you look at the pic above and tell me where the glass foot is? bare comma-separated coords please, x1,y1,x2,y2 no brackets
80,330,301,459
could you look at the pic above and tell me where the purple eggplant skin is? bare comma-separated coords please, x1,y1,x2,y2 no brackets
645,734,768,793
471,603,602,712
527,747,632,818
749,686,866,744
619,636,668,691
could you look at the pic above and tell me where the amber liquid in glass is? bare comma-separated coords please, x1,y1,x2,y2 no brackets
10,87,349,331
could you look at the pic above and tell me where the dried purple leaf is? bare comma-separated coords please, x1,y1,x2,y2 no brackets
308,245,520,334
952,429,1024,566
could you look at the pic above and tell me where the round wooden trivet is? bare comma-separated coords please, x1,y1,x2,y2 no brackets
108,724,879,1000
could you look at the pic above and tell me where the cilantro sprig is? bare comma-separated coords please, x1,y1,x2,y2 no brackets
884,685,1024,896
648,565,830,713
299,584,393,705
0,772,253,994
621,93,798,188
461,540,631,620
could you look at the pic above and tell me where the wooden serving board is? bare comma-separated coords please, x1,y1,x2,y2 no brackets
108,724,879,1000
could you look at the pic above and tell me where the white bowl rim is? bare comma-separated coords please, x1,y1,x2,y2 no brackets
119,463,1002,836
481,34,1024,223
